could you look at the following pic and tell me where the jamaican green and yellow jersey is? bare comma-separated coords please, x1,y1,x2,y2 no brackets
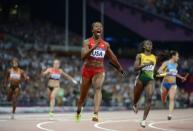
139,53,156,82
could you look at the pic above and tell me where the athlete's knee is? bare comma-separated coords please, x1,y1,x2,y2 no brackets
169,96,175,101
146,96,153,103
50,94,55,101
95,85,102,91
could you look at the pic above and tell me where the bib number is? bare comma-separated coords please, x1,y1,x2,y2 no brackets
50,74,61,79
10,73,21,80
142,65,154,71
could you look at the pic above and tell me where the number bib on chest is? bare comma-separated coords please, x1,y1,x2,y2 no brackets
10,72,21,80
90,48,106,58
142,65,155,71
50,73,61,80
167,68,178,76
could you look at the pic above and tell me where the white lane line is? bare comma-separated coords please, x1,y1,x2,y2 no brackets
94,119,138,131
0,120,7,122
95,117,193,131
36,121,56,131
148,118,193,131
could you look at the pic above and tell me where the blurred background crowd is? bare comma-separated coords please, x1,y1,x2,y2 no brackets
120,0,193,27
0,0,193,110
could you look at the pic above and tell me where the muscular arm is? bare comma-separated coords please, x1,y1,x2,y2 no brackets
175,64,184,80
81,40,99,60
42,68,50,76
21,70,29,81
61,70,77,84
106,42,123,72
155,62,167,77
157,62,167,74
134,54,141,71
176,74,185,80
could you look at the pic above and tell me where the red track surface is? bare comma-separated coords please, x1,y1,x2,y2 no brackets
0,109,193,131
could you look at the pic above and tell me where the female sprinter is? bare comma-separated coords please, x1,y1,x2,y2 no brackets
76,21,124,122
4,58,29,119
157,50,187,120
42,59,77,118
132,40,156,128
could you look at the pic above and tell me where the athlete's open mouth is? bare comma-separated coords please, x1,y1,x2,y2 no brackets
96,30,101,35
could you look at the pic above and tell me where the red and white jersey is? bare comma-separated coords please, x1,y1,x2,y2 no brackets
9,68,22,81
49,68,61,80
86,37,107,62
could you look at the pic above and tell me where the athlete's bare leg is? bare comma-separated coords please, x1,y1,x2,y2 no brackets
49,87,60,112
12,88,20,114
133,79,144,113
161,86,169,104
77,77,92,114
168,85,177,119
143,80,154,121
92,73,105,114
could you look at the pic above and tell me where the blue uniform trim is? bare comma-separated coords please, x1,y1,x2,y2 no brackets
162,82,176,89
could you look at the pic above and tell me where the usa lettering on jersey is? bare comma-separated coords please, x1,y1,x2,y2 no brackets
90,48,105,58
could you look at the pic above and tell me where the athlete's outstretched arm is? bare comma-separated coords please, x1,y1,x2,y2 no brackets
176,74,186,82
81,40,99,60
21,70,29,81
61,70,77,84
106,42,123,72
157,62,167,74
41,68,50,76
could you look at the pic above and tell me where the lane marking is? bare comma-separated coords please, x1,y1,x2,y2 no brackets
36,121,56,131
95,117,193,131
0,120,7,122
94,119,138,131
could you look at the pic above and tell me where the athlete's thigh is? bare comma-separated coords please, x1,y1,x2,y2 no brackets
14,87,20,97
80,77,92,90
51,87,60,97
134,79,144,93
161,84,169,96
144,80,154,96
169,85,177,99
92,72,105,89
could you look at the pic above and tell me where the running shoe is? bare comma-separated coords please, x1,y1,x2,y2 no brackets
49,112,54,120
92,113,99,122
140,120,146,128
75,113,81,123
168,114,172,120
75,107,83,123
10,113,14,119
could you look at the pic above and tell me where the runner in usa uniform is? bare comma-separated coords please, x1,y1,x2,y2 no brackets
4,58,29,119
42,59,77,118
157,50,187,120
76,22,124,122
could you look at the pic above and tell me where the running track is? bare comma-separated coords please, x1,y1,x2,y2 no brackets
0,109,192,131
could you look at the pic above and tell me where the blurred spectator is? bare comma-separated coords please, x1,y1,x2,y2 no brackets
116,0,193,27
